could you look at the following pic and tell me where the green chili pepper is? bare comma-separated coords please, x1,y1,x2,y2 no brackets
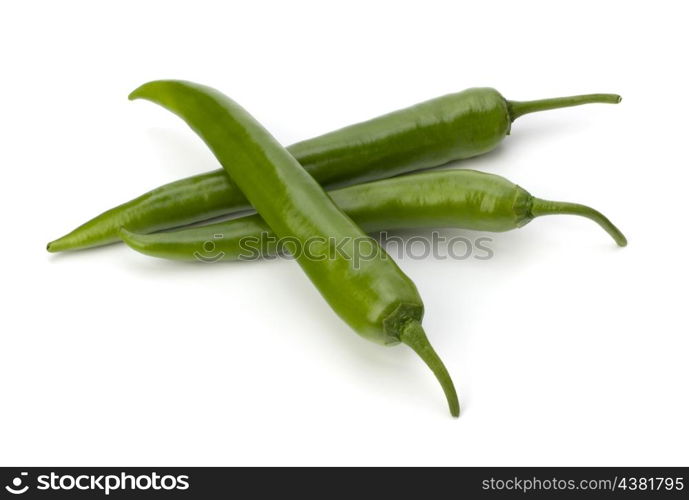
48,89,620,252
129,80,460,416
119,169,626,262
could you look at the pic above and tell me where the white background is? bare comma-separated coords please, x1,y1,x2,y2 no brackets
1,1,687,466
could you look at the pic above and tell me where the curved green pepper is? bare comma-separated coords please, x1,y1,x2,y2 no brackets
129,80,460,416
48,89,620,252
120,169,626,261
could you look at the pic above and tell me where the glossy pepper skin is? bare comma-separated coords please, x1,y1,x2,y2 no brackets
48,90,620,252
129,80,460,416
120,169,627,262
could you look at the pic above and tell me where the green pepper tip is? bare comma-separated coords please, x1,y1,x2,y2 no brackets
400,321,459,417
508,92,622,121
128,81,159,101
46,239,64,253
530,198,627,247
128,87,144,101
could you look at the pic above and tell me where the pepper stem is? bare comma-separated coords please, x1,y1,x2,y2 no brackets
400,320,459,417
507,93,621,121
531,198,627,247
